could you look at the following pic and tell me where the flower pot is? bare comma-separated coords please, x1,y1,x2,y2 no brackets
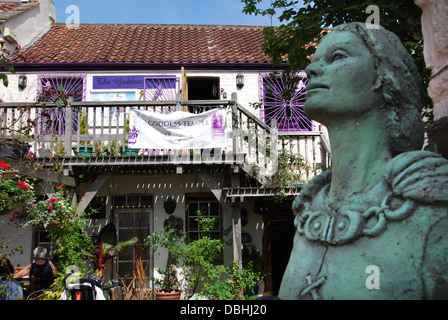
154,290,181,300
72,145,93,157
121,145,138,156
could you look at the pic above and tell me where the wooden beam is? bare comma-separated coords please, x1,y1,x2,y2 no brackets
77,172,112,214
198,171,227,206
1,157,76,187
38,181,55,197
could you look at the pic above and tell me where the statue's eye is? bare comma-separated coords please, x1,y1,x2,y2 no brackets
330,51,347,62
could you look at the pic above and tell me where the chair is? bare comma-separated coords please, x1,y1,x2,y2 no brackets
29,276,42,294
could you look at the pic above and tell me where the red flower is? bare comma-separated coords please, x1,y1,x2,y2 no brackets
0,162,9,170
57,185,63,189
18,181,29,190
47,205,54,211
49,198,56,203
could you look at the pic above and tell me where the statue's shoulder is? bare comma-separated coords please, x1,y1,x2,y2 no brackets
384,150,448,204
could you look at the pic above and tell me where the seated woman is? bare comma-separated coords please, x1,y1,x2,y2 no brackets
14,246,57,290
279,22,448,300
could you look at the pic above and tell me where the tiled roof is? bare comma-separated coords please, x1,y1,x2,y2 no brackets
0,1,22,13
18,23,272,64
0,0,39,22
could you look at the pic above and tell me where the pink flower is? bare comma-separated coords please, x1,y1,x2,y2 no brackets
49,198,56,203
47,205,54,211
18,182,29,190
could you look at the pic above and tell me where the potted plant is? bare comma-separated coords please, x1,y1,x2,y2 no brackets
145,225,183,300
121,116,139,156
242,244,264,297
95,141,122,156
72,112,93,156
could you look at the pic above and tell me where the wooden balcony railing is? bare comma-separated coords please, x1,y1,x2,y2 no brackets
0,93,331,183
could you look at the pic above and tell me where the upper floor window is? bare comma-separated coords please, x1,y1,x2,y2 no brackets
38,74,87,102
260,73,313,132
37,74,86,134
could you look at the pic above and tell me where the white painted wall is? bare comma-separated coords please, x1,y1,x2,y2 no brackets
0,69,270,119
1,0,56,52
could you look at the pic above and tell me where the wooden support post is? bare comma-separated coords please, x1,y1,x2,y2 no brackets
64,97,73,155
77,172,112,214
38,181,55,197
176,92,182,112
232,203,242,270
231,93,239,157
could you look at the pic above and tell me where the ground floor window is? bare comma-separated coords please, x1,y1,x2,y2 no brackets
185,195,223,263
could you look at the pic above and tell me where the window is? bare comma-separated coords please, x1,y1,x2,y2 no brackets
38,74,86,102
37,74,87,135
186,196,223,262
261,73,312,132
186,201,221,240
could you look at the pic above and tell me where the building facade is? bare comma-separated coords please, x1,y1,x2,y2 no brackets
0,3,331,296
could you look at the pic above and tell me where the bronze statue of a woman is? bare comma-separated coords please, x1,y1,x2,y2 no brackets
279,22,448,299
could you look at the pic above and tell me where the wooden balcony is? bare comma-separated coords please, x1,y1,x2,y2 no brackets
0,94,331,185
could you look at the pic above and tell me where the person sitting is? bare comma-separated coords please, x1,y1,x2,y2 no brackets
0,258,14,280
14,247,57,290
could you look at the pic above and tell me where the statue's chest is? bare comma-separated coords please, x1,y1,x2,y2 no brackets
294,181,415,245
283,222,426,300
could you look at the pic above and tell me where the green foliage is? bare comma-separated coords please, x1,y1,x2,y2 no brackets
145,211,260,299
145,224,184,292
242,244,263,282
18,186,95,298
0,161,35,217
242,0,433,125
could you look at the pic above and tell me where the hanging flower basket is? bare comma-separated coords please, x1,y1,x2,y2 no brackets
0,161,34,217
163,197,176,214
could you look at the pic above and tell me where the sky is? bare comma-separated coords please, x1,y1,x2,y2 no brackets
46,0,282,26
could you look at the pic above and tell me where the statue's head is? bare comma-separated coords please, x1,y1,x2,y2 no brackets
305,22,424,156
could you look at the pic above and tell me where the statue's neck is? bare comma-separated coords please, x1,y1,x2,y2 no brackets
325,111,392,204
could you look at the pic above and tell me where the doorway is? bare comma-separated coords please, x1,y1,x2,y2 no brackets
260,200,295,296
269,214,294,295
116,208,152,286
187,77,220,100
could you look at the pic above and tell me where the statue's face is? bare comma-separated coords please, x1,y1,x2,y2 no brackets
304,31,378,123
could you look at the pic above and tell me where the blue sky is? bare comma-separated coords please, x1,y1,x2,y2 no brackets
48,0,281,26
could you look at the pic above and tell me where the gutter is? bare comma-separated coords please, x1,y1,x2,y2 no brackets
11,62,289,72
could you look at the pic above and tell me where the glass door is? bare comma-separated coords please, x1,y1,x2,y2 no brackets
116,208,152,286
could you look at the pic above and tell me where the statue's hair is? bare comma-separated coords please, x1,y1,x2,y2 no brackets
332,22,424,156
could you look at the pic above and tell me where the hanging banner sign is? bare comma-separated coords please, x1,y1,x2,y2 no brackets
128,108,227,149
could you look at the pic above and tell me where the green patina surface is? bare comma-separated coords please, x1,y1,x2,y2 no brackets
279,22,448,300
